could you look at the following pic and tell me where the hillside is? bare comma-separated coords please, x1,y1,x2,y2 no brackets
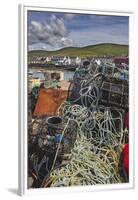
28,43,128,60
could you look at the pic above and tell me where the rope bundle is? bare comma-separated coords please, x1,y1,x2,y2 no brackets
48,104,125,187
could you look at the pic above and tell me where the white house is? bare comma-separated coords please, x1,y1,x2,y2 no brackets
75,57,81,65
46,56,51,62
65,56,71,65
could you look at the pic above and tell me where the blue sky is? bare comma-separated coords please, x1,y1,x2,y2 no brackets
28,11,129,51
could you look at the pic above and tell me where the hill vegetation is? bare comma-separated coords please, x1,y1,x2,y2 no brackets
28,43,128,60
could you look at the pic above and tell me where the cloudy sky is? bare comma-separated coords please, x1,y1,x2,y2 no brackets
28,11,129,51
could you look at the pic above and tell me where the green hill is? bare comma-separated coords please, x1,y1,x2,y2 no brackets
28,43,128,60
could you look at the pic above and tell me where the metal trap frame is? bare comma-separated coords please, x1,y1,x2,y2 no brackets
100,81,128,109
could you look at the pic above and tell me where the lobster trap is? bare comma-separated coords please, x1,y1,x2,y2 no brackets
100,81,128,109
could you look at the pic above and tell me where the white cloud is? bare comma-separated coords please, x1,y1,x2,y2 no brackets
28,15,74,50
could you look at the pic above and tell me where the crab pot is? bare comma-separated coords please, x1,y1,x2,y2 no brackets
46,116,63,136
100,81,128,109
